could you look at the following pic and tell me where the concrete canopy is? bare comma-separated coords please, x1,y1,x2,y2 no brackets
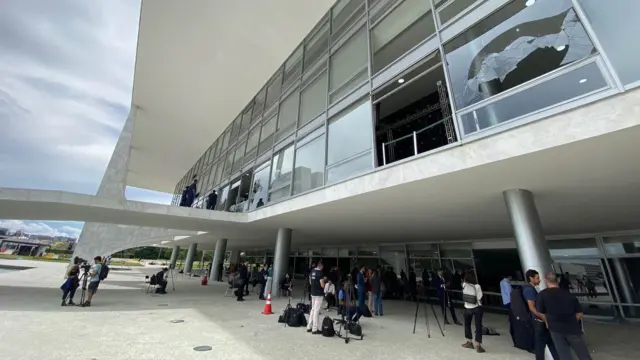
128,0,337,192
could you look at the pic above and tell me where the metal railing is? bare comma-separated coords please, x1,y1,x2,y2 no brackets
380,117,453,166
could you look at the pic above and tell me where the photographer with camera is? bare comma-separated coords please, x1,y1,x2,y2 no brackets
82,256,104,307
60,257,81,306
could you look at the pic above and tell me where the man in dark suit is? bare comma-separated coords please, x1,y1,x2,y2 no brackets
155,268,169,294
433,269,461,325
236,260,248,302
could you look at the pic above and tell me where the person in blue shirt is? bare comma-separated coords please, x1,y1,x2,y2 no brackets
83,256,103,307
523,269,559,360
356,265,366,308
500,275,515,344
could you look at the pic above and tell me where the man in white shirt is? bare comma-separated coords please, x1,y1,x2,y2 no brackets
324,278,336,310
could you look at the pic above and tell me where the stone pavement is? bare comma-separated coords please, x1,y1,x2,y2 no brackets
0,259,637,360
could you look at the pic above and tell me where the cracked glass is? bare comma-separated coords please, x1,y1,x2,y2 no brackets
444,0,597,110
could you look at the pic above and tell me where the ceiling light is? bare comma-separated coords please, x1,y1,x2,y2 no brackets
579,78,588,84
525,0,536,6
397,78,405,84
555,45,566,51
515,28,520,32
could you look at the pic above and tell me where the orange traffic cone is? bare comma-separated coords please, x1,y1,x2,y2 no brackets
261,291,274,315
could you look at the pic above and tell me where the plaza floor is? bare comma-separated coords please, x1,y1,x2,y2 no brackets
0,259,637,360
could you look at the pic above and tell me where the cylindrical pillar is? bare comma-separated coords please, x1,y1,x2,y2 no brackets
273,228,292,295
169,245,180,269
184,243,198,274
504,189,556,360
229,250,240,267
504,189,553,289
210,239,227,282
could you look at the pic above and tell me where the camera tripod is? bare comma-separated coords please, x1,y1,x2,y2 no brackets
77,270,90,306
334,276,363,344
412,292,445,338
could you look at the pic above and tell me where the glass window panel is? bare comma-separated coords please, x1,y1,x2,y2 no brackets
407,244,439,257
548,238,600,257
444,0,597,110
231,115,242,140
270,144,294,190
241,104,253,133
327,100,373,165
221,129,231,151
232,139,246,173
332,0,365,40
223,149,235,177
248,163,271,210
265,70,283,109
244,126,260,163
299,72,328,126
258,115,277,155
293,135,325,195
326,150,371,184
603,235,640,256
304,22,329,72
380,245,407,276
552,258,613,308
438,0,478,25
371,0,436,73
214,161,224,186
216,184,230,211
329,69,368,103
208,162,218,187
330,27,368,94
269,185,291,203
578,0,640,86
458,61,607,135
283,45,303,90
253,86,267,120
275,89,299,141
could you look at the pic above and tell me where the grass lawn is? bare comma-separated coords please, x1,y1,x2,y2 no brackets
0,254,141,266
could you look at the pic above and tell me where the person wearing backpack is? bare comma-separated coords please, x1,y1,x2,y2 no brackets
82,256,104,307
461,271,486,353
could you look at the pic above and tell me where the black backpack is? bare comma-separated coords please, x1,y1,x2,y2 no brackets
347,322,362,337
99,264,110,281
321,316,335,337
510,287,531,321
296,303,310,314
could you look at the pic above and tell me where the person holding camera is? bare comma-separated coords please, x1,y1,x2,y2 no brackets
60,257,81,306
83,256,103,307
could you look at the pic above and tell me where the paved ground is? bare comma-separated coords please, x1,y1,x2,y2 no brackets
0,259,637,360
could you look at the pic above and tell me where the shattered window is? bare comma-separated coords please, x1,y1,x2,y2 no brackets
443,0,596,110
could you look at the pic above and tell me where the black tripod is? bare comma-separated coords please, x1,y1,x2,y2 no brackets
334,276,363,343
412,294,445,338
77,270,90,306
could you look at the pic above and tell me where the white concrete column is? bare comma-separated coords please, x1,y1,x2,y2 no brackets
169,245,180,269
184,243,198,274
273,228,292,294
210,239,227,282
504,189,553,288
229,250,240,266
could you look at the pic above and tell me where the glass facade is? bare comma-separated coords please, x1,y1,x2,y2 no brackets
172,0,635,209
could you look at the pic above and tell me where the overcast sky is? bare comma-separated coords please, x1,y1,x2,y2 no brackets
0,0,172,239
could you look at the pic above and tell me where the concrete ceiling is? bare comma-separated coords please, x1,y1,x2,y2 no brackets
127,0,337,192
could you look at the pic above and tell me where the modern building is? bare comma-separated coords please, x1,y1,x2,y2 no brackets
1,0,639,320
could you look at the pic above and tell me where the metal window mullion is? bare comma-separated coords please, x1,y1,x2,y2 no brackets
369,0,405,29
596,235,625,318
431,0,462,143
373,61,443,105
323,38,332,184
329,64,368,96
571,0,624,92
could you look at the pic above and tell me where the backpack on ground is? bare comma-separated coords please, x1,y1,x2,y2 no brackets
321,316,335,337
482,326,500,336
99,264,110,281
283,306,307,327
296,302,310,314
347,322,362,337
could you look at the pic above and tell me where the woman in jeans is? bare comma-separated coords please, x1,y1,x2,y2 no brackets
462,271,486,353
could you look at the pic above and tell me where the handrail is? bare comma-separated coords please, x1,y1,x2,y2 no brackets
380,117,452,165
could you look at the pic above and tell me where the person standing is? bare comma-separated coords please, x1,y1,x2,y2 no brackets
82,256,103,307
263,264,273,299
206,190,217,210
356,266,366,308
537,273,592,360
461,271,486,353
60,258,80,306
307,262,325,335
523,269,559,360
433,269,462,325
236,260,248,302
371,268,383,316
501,275,515,344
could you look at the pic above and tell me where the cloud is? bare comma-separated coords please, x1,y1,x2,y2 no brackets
0,0,141,195
0,220,83,239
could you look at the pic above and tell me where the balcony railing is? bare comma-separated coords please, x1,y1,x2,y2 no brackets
381,116,454,166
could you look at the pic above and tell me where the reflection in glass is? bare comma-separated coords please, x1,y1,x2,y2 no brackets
248,163,270,210
240,104,252,133
304,21,329,72
232,139,246,174
258,115,277,155
293,134,325,195
244,126,260,163
223,149,234,177
437,0,478,25
603,235,640,256
459,61,606,134
326,151,371,184
330,27,368,94
444,0,596,110
299,72,328,127
371,0,436,72
265,71,283,109
252,86,266,120
276,90,299,142
270,145,294,191
231,115,242,139
548,238,600,257
216,184,230,211
283,46,303,90
380,245,407,276
578,0,640,86
553,259,612,306
331,0,365,41
327,100,373,165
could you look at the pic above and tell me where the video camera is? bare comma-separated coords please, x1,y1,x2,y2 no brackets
80,262,91,274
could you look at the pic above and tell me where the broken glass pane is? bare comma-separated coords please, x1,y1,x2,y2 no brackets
444,0,596,110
